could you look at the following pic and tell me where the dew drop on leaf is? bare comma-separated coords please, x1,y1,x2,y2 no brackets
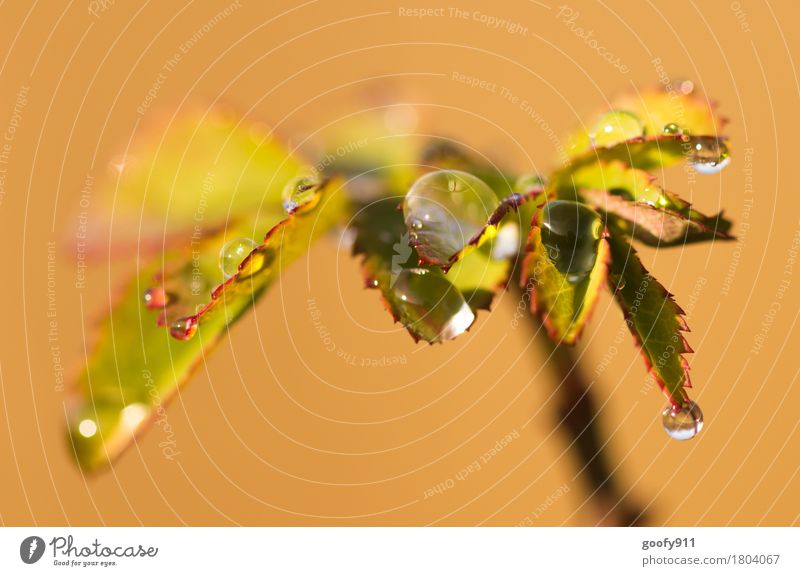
403,169,496,265
609,273,626,291
143,286,169,309
540,201,603,281
662,400,704,440
663,123,681,135
219,237,259,279
590,110,644,147
282,174,319,213
169,316,198,341
687,137,730,174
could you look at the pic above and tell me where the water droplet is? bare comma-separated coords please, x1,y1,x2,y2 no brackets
662,400,704,440
170,316,197,341
590,110,645,147
610,274,626,291
78,419,97,438
663,123,681,135
687,137,730,175
540,201,603,279
403,169,496,265
219,237,259,279
143,287,169,309
282,175,320,213
678,79,695,95
365,277,379,289
491,222,520,260
640,185,668,207
391,268,475,341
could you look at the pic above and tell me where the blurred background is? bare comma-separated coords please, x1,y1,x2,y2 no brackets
0,0,798,525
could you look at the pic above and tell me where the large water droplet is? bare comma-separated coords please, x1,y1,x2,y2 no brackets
170,316,197,341
540,201,603,280
219,237,259,279
403,169,497,266
662,400,704,440
663,123,682,135
687,137,730,174
391,268,475,341
591,110,645,147
282,175,320,213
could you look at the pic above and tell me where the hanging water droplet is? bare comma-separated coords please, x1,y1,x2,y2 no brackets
219,237,259,279
540,201,603,280
170,316,197,341
282,174,320,213
391,268,475,341
143,287,169,309
662,400,704,440
410,218,423,230
590,110,645,147
663,123,681,135
687,137,730,175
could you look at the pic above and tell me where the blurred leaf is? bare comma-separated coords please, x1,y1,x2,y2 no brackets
565,87,725,159
606,232,692,407
105,109,301,234
68,178,347,471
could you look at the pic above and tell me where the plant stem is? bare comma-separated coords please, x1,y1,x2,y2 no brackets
519,287,646,526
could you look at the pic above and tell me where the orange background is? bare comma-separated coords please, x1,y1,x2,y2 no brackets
0,0,798,525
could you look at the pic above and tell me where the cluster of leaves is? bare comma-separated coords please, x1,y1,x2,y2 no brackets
69,88,732,470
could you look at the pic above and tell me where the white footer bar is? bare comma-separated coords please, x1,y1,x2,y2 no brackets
1,527,797,574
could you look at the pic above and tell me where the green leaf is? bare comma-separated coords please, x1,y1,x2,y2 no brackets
570,161,734,246
606,232,692,407
522,202,609,345
67,178,347,471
